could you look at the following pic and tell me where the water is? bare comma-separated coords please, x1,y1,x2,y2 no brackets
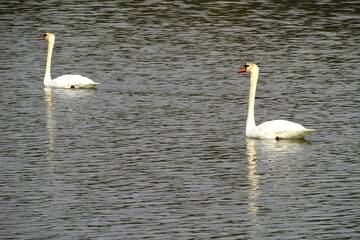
0,1,359,239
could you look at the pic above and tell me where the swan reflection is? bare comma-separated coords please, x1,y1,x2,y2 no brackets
45,88,96,162
45,88,56,163
246,138,311,220
246,139,259,219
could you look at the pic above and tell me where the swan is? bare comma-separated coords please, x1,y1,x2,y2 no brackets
40,32,99,89
238,63,315,140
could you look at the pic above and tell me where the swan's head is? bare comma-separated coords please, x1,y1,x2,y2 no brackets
40,32,55,42
238,63,259,74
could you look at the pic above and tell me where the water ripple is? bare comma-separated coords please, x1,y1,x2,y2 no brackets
0,1,359,239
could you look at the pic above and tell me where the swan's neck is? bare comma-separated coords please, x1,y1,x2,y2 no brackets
44,39,54,85
246,71,258,134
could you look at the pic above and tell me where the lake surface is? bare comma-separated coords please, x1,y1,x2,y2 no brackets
0,1,359,239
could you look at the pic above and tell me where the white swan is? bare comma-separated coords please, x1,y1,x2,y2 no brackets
238,63,315,140
40,33,99,89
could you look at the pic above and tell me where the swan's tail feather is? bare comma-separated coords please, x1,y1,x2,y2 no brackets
276,129,316,139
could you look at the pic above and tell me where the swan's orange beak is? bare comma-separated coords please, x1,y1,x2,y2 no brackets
238,66,247,73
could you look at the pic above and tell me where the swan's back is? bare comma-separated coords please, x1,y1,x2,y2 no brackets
258,120,305,132
248,120,315,139
49,75,99,89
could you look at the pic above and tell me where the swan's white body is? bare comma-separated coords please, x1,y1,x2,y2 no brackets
239,63,315,140
41,33,99,89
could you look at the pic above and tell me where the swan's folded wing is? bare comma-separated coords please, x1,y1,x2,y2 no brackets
73,83,99,89
52,75,99,89
276,129,316,139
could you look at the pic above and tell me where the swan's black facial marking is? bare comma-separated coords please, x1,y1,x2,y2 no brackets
70,85,75,88
243,64,249,70
275,136,280,141
40,33,47,40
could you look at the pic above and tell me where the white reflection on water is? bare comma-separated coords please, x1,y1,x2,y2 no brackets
44,88,55,163
246,138,311,219
44,88,96,163
246,139,259,220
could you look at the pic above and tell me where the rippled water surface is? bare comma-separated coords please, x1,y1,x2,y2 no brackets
0,1,359,239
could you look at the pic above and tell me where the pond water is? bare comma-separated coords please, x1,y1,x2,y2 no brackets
0,1,359,239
